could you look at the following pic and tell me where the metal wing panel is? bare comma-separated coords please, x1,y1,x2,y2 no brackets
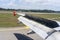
18,16,50,39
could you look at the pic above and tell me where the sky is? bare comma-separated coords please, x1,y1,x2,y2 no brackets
0,0,60,11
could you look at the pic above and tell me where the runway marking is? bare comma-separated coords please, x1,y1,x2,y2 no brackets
25,26,30,29
0,27,30,31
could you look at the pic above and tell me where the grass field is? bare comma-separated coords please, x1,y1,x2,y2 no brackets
30,13,60,21
0,11,60,27
0,13,25,28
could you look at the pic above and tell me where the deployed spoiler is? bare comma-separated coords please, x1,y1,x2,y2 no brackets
24,14,59,28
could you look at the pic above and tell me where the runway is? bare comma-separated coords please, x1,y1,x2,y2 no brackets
0,27,43,40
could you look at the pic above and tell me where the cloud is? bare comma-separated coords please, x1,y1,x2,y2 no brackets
18,0,60,10
8,0,16,6
24,0,41,3
23,0,60,5
0,0,9,4
0,0,7,2
0,0,60,10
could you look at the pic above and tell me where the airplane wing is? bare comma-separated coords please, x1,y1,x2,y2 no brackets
17,13,60,40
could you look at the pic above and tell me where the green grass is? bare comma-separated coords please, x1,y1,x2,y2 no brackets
0,13,25,27
29,14,60,21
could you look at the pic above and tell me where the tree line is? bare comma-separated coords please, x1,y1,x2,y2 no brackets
0,8,60,13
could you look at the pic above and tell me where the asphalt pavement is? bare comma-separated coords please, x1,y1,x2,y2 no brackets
0,27,43,40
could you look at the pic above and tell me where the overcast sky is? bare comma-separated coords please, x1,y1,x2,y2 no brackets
0,0,60,11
